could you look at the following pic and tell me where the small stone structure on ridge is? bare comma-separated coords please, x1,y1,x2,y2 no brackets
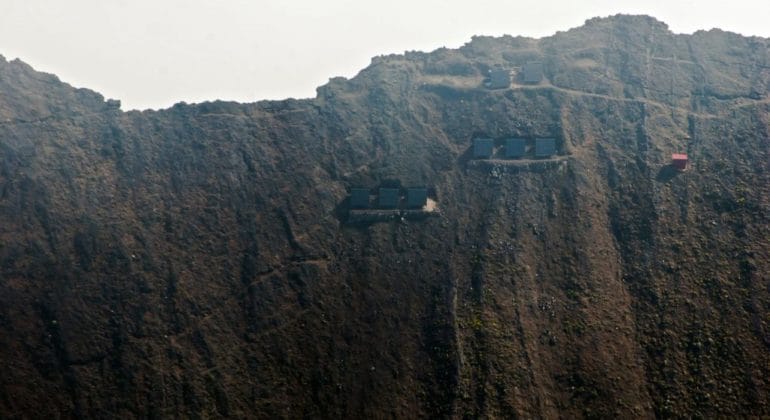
486,67,511,89
522,62,544,84
473,138,494,158
535,138,556,157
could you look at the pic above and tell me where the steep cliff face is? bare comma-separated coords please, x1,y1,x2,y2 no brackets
1,15,769,418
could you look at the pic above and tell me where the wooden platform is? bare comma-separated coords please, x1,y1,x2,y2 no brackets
467,156,570,173
347,199,439,223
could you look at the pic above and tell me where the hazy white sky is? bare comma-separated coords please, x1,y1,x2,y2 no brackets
1,0,768,110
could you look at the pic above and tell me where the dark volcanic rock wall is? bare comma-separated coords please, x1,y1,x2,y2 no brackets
1,15,769,418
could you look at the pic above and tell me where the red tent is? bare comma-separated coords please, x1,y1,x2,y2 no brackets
672,153,688,170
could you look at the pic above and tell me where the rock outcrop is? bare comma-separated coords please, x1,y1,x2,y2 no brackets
1,15,769,418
